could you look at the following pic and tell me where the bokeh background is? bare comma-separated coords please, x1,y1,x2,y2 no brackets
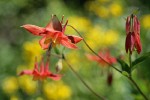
0,0,150,100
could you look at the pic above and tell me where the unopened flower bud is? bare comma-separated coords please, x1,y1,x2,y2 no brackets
56,59,63,73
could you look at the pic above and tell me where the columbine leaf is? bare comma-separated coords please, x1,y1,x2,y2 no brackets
131,52,150,70
117,58,130,73
122,71,130,77
54,47,60,54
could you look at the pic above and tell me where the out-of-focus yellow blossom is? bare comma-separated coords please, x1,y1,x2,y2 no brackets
23,39,44,63
142,14,150,29
18,76,37,95
104,30,119,46
2,76,19,95
84,26,104,50
66,16,91,33
36,97,44,100
96,6,110,18
109,3,122,17
84,27,118,50
43,81,71,100
10,95,19,100
66,51,81,70
86,1,109,18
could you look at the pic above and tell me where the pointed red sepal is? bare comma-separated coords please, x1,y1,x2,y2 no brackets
21,24,45,36
125,32,135,54
60,38,78,49
67,35,83,44
19,70,33,76
39,36,50,50
46,15,62,31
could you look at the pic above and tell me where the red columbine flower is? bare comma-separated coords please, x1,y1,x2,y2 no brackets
22,15,82,49
19,57,62,81
86,50,116,66
125,14,142,54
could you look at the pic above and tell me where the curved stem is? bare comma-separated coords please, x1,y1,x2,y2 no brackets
62,54,106,100
129,77,148,100
67,25,149,99
129,53,132,76
67,25,122,74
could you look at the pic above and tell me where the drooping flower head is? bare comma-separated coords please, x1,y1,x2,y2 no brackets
86,50,117,66
125,14,142,54
19,57,62,81
22,15,83,50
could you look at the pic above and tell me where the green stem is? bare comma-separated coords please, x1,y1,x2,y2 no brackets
129,77,148,100
67,25,122,74
62,54,106,100
128,53,148,100
67,25,148,100
129,53,132,76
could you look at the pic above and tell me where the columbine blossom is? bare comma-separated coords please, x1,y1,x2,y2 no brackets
22,15,82,49
19,57,61,81
125,14,142,54
86,50,116,66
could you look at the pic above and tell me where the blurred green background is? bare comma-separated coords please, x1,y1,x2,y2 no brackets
0,0,150,100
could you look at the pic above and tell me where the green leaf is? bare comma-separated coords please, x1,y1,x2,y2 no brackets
54,47,60,54
132,52,150,70
122,71,130,77
117,58,130,73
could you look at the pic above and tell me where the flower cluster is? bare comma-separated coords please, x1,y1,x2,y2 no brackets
19,15,83,81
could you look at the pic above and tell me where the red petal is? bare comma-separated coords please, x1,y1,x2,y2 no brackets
19,70,33,76
133,33,142,54
67,35,83,44
48,74,62,80
133,15,140,35
44,59,50,74
46,15,62,32
39,36,50,50
86,54,100,62
126,16,131,35
40,57,45,73
125,32,135,54
60,38,78,49
22,24,45,36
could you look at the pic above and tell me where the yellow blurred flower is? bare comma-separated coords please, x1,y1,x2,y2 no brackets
109,3,122,17
86,1,109,18
66,16,91,33
104,30,119,46
142,14,150,29
96,6,110,18
10,95,19,100
84,26,104,50
36,97,44,100
43,81,72,100
84,27,119,50
23,39,44,63
66,51,81,70
2,76,19,95
18,76,37,95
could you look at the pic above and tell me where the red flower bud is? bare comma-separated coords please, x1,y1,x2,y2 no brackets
125,14,142,54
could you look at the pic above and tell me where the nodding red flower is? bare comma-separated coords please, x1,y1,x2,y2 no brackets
125,14,142,54
86,50,117,66
22,15,82,49
19,57,62,81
